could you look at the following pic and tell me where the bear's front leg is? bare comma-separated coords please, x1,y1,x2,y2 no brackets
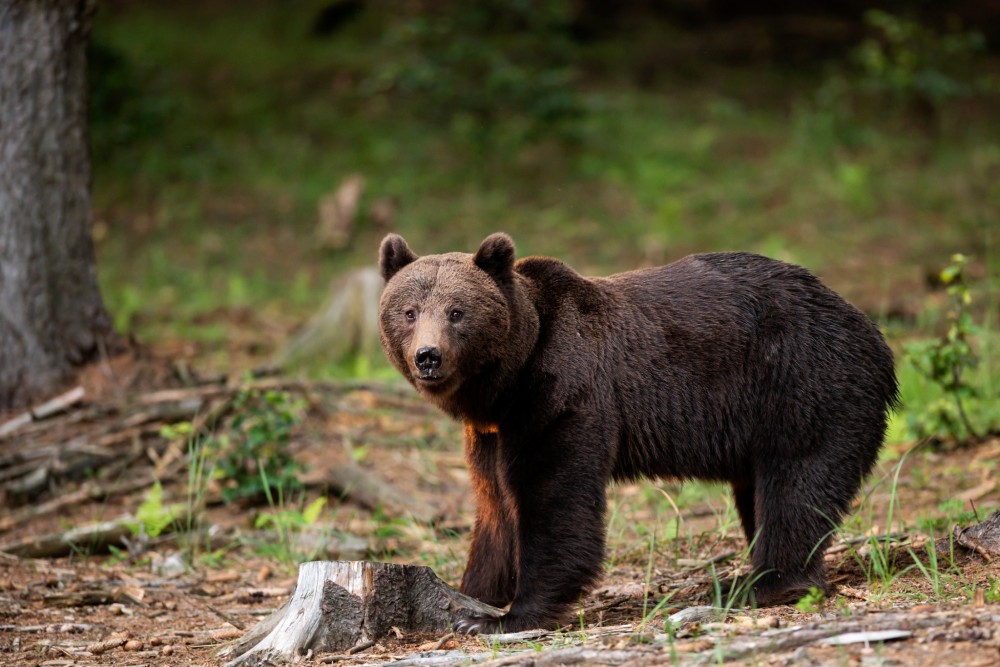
459,426,518,608
456,422,609,634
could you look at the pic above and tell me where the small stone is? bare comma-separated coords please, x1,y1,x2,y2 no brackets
123,639,144,651
150,552,186,578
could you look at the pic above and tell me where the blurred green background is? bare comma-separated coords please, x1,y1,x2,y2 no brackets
88,0,999,440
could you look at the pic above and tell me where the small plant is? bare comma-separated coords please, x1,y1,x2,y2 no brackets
635,529,677,633
904,254,981,442
212,389,307,503
907,536,947,599
157,419,218,562
849,450,913,596
132,481,180,539
160,420,194,441
254,494,328,564
182,430,219,562
663,619,681,667
917,498,978,533
985,577,1000,603
255,496,327,534
795,586,827,613
707,561,761,612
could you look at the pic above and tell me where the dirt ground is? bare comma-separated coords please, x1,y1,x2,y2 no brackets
1,352,999,667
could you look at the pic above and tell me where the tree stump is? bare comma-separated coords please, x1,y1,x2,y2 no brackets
218,561,503,666
272,267,382,368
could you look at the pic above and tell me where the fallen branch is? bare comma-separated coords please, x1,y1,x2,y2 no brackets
325,462,439,525
32,386,86,419
721,612,949,660
0,387,85,438
476,647,649,667
218,561,502,666
0,623,96,633
0,516,136,558
0,462,180,534
0,504,186,558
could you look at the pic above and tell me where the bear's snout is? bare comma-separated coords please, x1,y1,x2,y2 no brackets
414,346,443,374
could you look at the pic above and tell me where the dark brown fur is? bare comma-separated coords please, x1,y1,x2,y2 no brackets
378,233,899,633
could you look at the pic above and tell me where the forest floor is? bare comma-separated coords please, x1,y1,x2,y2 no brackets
1,351,999,667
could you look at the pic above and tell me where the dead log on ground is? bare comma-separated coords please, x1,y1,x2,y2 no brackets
0,461,182,534
954,509,1000,560
0,505,186,558
0,516,137,558
218,561,502,666
324,461,440,525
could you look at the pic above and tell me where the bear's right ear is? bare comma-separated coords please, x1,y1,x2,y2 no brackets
474,232,516,283
379,234,418,282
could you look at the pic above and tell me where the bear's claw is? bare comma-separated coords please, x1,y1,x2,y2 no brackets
453,617,486,635
453,612,539,635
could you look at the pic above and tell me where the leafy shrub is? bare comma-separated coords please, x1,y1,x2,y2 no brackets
853,10,990,111
212,389,307,504
811,10,995,140
370,1,582,148
903,255,984,442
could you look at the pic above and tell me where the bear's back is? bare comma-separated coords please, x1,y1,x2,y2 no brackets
515,252,897,482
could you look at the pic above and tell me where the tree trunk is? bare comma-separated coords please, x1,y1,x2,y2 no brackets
0,0,121,410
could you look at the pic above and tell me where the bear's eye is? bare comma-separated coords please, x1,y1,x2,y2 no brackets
448,309,464,323
404,309,416,322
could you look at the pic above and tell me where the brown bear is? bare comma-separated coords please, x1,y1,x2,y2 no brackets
377,232,898,634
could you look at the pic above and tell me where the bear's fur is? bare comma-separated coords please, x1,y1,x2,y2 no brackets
377,232,898,634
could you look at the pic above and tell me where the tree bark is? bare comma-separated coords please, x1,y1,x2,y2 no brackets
0,0,121,410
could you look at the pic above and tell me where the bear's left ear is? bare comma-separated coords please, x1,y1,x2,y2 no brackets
474,232,516,282
379,234,418,282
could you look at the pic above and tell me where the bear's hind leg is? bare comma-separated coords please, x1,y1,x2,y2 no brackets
731,482,757,548
749,461,848,606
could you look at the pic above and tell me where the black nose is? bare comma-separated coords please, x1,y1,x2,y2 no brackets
414,346,442,372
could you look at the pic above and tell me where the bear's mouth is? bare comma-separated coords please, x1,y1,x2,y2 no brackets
415,371,447,386
414,369,448,389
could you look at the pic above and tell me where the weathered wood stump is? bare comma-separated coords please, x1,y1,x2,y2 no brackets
218,561,503,666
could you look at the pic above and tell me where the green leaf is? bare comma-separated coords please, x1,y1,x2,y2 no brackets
302,497,327,525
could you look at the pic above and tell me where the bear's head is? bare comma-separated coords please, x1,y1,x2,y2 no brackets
377,233,519,405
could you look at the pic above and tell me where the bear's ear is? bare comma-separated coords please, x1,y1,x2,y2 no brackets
474,232,516,282
379,234,418,282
